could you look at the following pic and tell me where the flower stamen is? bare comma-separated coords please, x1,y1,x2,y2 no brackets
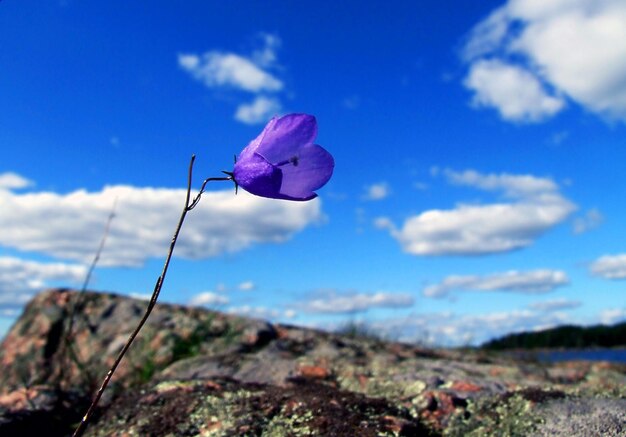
275,156,300,167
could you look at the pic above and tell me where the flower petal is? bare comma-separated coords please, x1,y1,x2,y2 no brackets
232,152,282,198
232,113,333,201
255,114,318,164
277,144,334,200
237,116,279,160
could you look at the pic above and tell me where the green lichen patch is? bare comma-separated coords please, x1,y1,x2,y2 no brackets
443,387,569,437
87,377,437,437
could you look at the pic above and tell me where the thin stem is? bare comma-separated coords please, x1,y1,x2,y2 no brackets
72,155,231,437
65,199,117,346
59,200,117,391
188,176,232,210
81,199,118,294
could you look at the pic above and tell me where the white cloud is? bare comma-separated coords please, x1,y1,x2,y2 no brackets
0,177,324,267
362,182,391,201
0,256,86,311
373,216,394,231
379,169,575,256
129,292,151,301
528,298,581,312
0,172,33,190
463,0,626,122
462,6,510,61
324,303,620,347
300,291,414,314
179,33,286,124
573,208,603,234
370,309,572,346
464,59,565,122
252,32,282,68
0,309,20,318
283,309,297,319
178,52,282,93
226,305,295,320
234,96,281,124
424,269,569,298
589,254,626,279
443,169,559,197
238,281,255,291
188,291,229,307
599,308,626,325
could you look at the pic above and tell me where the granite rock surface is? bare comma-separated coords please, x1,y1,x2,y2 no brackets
0,289,624,436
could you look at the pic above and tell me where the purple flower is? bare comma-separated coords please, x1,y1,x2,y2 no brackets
232,113,334,201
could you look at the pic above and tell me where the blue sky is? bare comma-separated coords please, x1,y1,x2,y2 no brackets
1,0,625,345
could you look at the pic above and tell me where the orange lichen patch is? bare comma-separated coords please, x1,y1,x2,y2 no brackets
489,366,506,377
357,374,369,390
420,391,461,430
53,291,72,307
274,326,291,339
381,415,410,433
243,332,262,346
202,419,222,433
139,392,161,404
284,398,302,412
450,381,482,392
0,387,37,410
202,380,223,391
236,424,251,434
298,365,330,379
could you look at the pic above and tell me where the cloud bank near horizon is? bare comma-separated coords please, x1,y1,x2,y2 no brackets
0,175,325,268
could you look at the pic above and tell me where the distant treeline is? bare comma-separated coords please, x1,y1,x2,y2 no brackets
481,321,626,350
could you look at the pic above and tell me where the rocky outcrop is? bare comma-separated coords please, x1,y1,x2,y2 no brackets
0,289,624,436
